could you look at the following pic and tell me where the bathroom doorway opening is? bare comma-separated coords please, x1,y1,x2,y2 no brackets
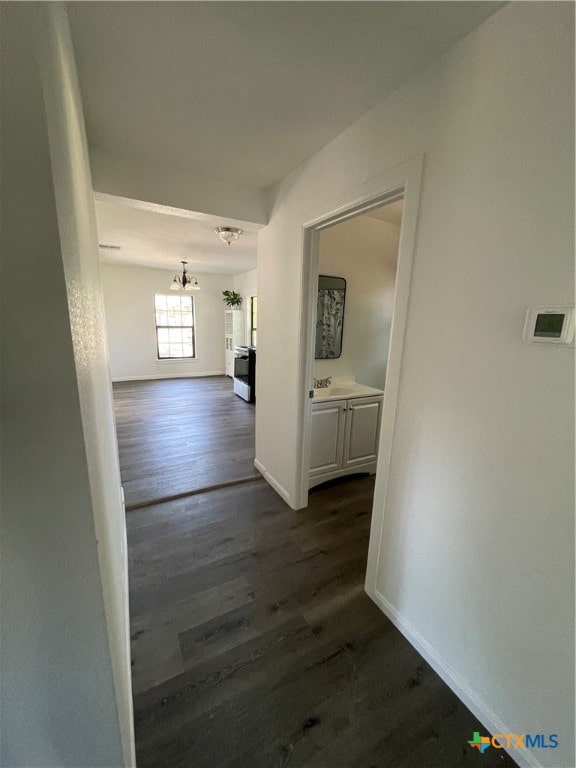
294,158,424,595
307,199,403,492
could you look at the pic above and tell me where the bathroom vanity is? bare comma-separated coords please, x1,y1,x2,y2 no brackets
309,382,384,488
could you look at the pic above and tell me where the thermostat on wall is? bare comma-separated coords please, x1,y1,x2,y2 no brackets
523,306,575,346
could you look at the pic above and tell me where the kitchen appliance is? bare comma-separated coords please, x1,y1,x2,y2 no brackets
233,346,256,402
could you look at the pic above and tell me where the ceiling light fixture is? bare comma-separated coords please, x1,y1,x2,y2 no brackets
215,226,243,246
170,261,201,291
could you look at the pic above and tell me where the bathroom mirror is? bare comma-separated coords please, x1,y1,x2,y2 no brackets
315,275,346,359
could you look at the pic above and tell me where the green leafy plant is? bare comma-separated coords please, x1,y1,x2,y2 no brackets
222,290,242,308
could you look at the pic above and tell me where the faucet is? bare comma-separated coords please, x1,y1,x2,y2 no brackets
314,377,332,389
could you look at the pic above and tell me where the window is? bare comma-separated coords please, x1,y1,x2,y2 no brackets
250,296,258,347
155,294,196,359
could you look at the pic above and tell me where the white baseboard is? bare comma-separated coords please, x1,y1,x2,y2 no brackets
111,371,225,382
366,585,542,768
254,459,291,505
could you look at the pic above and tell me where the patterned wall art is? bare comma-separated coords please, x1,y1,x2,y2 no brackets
315,275,346,359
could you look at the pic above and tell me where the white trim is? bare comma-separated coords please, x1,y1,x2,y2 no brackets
157,358,199,363
112,371,224,382
295,155,424,514
254,459,291,505
366,585,542,768
364,157,425,598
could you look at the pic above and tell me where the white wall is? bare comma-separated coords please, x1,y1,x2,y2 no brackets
314,215,399,389
101,263,233,380
234,268,258,345
256,4,574,767
1,5,131,766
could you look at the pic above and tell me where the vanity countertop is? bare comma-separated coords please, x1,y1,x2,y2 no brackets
313,381,384,402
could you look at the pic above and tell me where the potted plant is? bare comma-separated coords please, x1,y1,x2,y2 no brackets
222,290,242,308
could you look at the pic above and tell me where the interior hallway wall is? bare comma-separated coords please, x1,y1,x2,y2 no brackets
314,215,399,389
101,263,233,380
1,5,131,765
256,4,574,766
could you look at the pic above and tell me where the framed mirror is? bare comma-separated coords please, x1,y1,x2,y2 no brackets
315,275,346,359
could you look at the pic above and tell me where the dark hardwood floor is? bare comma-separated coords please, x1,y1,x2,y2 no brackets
117,377,518,768
113,376,258,508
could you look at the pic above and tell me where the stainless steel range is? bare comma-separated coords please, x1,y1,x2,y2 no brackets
233,346,256,403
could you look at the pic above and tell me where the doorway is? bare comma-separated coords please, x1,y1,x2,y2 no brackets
295,157,423,594
307,200,403,492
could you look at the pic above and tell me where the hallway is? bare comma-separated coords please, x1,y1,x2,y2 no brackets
116,378,518,768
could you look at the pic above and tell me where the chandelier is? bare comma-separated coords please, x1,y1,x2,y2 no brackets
170,261,201,291
215,226,242,246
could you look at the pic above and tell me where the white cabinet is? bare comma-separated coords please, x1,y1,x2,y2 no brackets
224,310,245,377
309,395,382,488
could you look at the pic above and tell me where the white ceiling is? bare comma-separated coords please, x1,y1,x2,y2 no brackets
95,196,259,274
95,196,403,275
68,2,503,273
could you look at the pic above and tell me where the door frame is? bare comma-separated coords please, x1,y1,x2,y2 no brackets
295,156,424,591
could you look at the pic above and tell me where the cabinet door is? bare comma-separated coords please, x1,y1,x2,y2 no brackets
225,349,234,377
309,401,346,476
343,396,382,467
231,310,245,346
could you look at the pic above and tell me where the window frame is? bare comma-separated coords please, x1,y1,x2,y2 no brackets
154,293,197,360
250,296,257,347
